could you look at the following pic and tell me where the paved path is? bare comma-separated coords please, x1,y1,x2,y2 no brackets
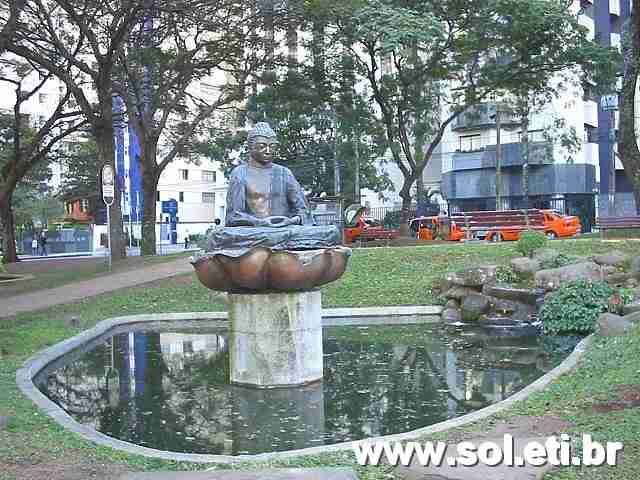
1,257,194,318
117,469,357,480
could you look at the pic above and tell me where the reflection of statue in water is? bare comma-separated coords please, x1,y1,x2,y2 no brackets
209,122,340,251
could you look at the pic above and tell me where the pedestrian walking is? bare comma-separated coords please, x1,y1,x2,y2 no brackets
39,231,48,256
31,237,37,256
184,230,190,249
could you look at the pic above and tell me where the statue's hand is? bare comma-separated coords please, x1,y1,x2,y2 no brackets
264,216,290,227
261,216,301,227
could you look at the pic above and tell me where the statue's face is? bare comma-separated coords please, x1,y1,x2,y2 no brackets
249,136,278,166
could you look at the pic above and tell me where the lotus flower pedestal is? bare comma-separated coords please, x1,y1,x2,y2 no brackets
191,246,351,388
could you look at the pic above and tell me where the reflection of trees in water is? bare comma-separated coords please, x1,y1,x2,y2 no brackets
39,325,573,454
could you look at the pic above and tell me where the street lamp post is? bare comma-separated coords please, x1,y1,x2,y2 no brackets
601,94,618,214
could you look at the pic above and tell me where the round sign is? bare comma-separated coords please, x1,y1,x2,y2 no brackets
101,164,115,206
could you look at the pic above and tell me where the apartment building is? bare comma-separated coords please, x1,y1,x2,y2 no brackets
425,0,634,231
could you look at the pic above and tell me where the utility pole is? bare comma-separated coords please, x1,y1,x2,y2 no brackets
495,107,502,211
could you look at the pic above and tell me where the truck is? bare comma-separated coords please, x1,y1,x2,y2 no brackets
409,209,581,242
343,205,400,243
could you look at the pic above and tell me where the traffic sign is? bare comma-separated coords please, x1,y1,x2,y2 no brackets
101,164,115,206
601,94,618,111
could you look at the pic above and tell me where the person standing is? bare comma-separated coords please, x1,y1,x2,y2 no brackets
39,231,48,256
184,230,190,249
31,237,38,256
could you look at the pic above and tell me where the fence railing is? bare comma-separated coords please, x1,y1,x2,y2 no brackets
597,193,638,217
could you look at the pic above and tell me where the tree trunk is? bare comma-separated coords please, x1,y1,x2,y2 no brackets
398,178,415,237
95,123,126,260
619,8,640,214
0,194,18,264
141,165,159,256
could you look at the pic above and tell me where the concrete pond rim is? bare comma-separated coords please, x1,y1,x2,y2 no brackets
16,307,591,464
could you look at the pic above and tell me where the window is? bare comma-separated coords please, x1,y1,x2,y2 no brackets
179,192,184,202
179,169,189,181
459,134,482,152
156,191,160,201
202,192,215,204
80,199,89,212
202,170,216,182
38,93,47,103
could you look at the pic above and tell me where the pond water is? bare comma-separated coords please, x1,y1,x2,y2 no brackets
35,322,580,455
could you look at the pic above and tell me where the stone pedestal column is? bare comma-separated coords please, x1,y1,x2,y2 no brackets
228,290,323,387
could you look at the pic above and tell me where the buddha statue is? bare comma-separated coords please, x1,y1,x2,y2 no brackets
207,122,341,251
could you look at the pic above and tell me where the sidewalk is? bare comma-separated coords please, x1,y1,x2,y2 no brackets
1,257,194,319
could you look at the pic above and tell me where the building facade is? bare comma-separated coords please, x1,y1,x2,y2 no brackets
429,0,634,231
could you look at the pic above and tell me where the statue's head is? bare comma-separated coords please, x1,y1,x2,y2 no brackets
247,122,278,167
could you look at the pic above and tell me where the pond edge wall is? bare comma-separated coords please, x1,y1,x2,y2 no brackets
16,307,591,465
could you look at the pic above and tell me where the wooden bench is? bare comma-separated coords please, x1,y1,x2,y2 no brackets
596,216,640,239
357,229,400,246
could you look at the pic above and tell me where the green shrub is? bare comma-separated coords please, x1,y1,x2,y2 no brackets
495,265,519,284
383,210,402,229
516,230,547,258
541,252,580,269
540,280,619,334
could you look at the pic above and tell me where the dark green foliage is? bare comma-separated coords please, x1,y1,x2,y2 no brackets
541,252,580,269
495,265,519,284
382,210,401,229
516,230,547,257
540,280,617,334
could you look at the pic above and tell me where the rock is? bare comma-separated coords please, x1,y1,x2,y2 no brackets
447,266,497,288
623,300,640,316
510,257,541,275
535,261,603,290
624,311,640,323
461,294,491,322
533,248,560,264
592,250,628,267
597,313,633,337
606,272,633,285
625,278,638,288
489,297,517,316
0,416,10,430
444,299,459,309
483,284,545,305
478,314,520,326
443,286,481,300
631,256,640,279
441,307,462,324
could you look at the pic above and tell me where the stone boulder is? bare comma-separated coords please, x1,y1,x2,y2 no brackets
630,256,640,279
533,248,560,264
535,261,603,290
441,307,462,324
592,250,628,267
597,313,633,337
482,284,544,305
624,311,640,323
461,294,491,321
447,266,497,288
489,297,537,322
443,286,480,301
444,299,459,309
623,300,640,316
510,257,541,276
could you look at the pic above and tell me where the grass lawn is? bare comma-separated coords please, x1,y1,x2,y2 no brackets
0,238,639,479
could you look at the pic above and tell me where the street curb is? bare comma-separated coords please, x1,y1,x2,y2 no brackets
17,309,590,465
